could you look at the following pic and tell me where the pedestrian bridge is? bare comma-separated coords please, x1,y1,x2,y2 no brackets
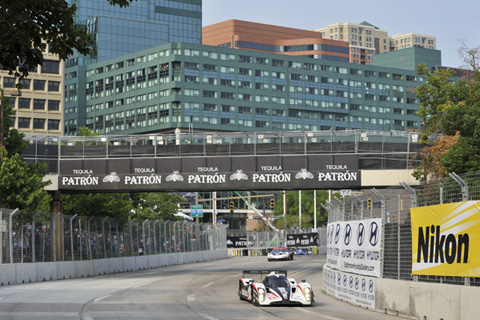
23,130,422,193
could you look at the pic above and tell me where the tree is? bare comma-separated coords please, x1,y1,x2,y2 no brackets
415,60,480,177
0,0,135,84
0,95,51,211
414,64,459,181
458,39,480,72
129,192,185,220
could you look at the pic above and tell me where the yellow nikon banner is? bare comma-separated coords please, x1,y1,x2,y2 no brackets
411,201,480,277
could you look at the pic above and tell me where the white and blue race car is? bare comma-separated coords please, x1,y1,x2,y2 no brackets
238,270,314,306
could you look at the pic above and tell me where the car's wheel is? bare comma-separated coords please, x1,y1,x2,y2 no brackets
250,287,259,306
239,282,245,300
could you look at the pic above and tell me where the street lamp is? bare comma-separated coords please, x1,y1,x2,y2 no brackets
0,88,22,150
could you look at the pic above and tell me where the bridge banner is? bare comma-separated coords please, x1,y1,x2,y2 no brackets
411,201,479,277
286,233,319,247
58,154,361,192
326,219,382,277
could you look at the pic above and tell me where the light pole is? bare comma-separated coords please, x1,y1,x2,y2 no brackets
0,88,21,150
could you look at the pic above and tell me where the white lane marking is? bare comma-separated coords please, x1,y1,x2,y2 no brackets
40,286,54,291
293,307,312,313
197,312,219,320
202,282,214,288
187,294,195,302
94,294,112,302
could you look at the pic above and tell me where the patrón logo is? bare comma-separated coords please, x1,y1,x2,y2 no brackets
295,168,314,179
166,171,184,182
103,172,121,183
230,169,248,181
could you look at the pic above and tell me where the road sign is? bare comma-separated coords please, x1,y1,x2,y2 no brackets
190,204,203,218
340,189,352,196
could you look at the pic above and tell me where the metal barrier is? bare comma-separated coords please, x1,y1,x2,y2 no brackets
324,170,480,287
0,210,227,264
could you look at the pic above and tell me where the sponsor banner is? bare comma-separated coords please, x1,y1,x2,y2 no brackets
286,233,319,247
226,236,251,248
411,201,480,277
323,266,375,309
326,219,382,277
58,155,361,192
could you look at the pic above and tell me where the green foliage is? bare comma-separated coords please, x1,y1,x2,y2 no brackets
60,192,132,219
272,190,331,229
0,95,50,211
416,65,480,176
0,151,51,211
130,192,186,220
0,0,136,83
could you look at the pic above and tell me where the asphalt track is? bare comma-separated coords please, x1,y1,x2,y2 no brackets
0,255,403,320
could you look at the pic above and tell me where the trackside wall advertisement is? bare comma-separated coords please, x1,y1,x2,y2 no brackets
411,201,480,277
326,218,382,277
323,266,375,309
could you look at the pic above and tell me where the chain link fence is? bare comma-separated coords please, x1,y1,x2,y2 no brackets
324,171,480,287
0,209,227,264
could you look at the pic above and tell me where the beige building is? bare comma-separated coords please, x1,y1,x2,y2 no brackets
390,33,436,51
1,46,64,135
314,21,436,65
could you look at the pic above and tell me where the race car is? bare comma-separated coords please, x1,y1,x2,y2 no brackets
238,270,314,306
267,247,294,261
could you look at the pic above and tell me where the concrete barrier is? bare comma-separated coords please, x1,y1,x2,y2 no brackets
323,264,480,320
376,277,480,320
36,262,57,282
0,264,15,286
57,261,77,280
0,249,228,287
15,263,37,284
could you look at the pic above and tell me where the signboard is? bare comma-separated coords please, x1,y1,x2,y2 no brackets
411,201,479,277
286,233,319,247
190,204,203,218
326,218,382,277
226,236,252,248
58,154,361,192
323,266,375,309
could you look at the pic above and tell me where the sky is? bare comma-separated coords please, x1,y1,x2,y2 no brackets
202,0,479,69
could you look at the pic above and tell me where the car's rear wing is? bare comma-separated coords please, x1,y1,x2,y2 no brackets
242,269,287,280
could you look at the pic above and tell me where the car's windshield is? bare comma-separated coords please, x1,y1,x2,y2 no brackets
272,249,286,254
268,275,289,288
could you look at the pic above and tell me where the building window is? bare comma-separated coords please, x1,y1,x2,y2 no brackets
33,99,46,110
48,81,60,91
3,77,15,88
18,98,31,109
18,117,30,128
48,119,60,130
34,80,46,90
48,100,60,111
41,60,60,74
33,118,45,129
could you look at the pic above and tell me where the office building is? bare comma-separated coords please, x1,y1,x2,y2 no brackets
314,21,436,65
64,0,202,133
1,47,64,135
63,41,440,135
202,20,349,63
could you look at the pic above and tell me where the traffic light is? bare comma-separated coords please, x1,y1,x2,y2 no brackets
270,198,275,210
367,198,372,210
230,201,234,213
400,198,404,210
